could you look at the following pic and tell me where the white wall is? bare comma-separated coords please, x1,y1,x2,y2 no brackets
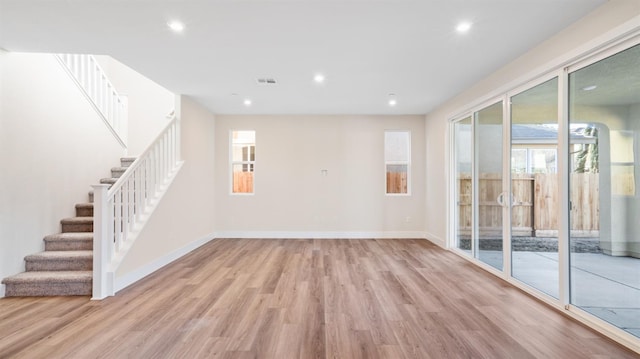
0,51,126,296
214,115,425,238
424,1,640,246
94,56,175,156
116,95,216,282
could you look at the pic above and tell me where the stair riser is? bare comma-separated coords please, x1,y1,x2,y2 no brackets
4,282,91,296
62,223,93,233
112,169,126,178
26,259,92,271
76,207,93,217
121,158,135,167
45,240,92,251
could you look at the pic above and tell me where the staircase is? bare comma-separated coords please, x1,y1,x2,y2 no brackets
1,157,135,297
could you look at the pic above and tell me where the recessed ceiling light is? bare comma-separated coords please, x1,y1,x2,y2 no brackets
313,73,325,84
388,93,397,107
167,21,185,33
582,85,597,91
243,98,252,106
456,21,472,33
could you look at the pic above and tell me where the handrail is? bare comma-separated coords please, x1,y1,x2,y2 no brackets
55,54,127,147
92,116,181,299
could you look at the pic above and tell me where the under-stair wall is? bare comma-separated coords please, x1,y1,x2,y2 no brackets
114,96,216,292
0,51,126,296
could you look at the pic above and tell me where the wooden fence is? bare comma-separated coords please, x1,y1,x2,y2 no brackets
387,171,408,194
457,173,599,237
233,172,254,193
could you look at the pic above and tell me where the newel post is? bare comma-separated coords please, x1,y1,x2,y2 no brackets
92,184,112,299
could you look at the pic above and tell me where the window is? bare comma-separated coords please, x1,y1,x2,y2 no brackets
385,131,410,194
231,130,255,194
511,147,558,174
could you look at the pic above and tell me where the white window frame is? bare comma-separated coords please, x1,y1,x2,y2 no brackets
384,130,411,196
230,130,256,195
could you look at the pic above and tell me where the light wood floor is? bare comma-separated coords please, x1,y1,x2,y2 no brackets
0,238,637,358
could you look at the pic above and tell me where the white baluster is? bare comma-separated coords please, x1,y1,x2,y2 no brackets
122,181,129,244
128,176,134,233
161,134,166,179
114,186,122,252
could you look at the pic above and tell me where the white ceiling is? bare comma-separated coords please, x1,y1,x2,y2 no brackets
0,0,606,115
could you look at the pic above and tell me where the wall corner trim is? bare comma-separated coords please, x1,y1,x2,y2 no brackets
114,232,215,293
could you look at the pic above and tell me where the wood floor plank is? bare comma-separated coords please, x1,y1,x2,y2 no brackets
250,308,283,358
0,238,637,358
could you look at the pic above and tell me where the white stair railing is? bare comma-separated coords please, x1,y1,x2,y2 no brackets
55,54,128,147
92,116,182,299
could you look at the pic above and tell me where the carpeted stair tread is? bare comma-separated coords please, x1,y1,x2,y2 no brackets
100,177,118,185
44,233,93,251
25,251,92,271
26,250,93,260
2,271,92,283
2,271,92,296
61,217,93,224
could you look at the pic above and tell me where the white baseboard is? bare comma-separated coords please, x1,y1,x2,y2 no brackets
213,231,427,239
424,231,446,248
0,284,5,298
114,232,215,293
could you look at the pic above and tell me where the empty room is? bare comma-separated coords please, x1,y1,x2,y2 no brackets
1,0,639,357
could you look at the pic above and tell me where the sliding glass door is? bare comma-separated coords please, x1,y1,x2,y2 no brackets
568,43,640,339
453,102,506,270
510,78,559,298
454,117,473,254
475,102,505,270
451,39,640,341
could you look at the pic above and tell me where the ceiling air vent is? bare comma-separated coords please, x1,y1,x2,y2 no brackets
256,78,277,85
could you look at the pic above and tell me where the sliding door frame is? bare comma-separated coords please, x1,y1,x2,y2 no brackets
450,96,508,278
505,71,566,302
562,35,640,347
447,30,640,352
